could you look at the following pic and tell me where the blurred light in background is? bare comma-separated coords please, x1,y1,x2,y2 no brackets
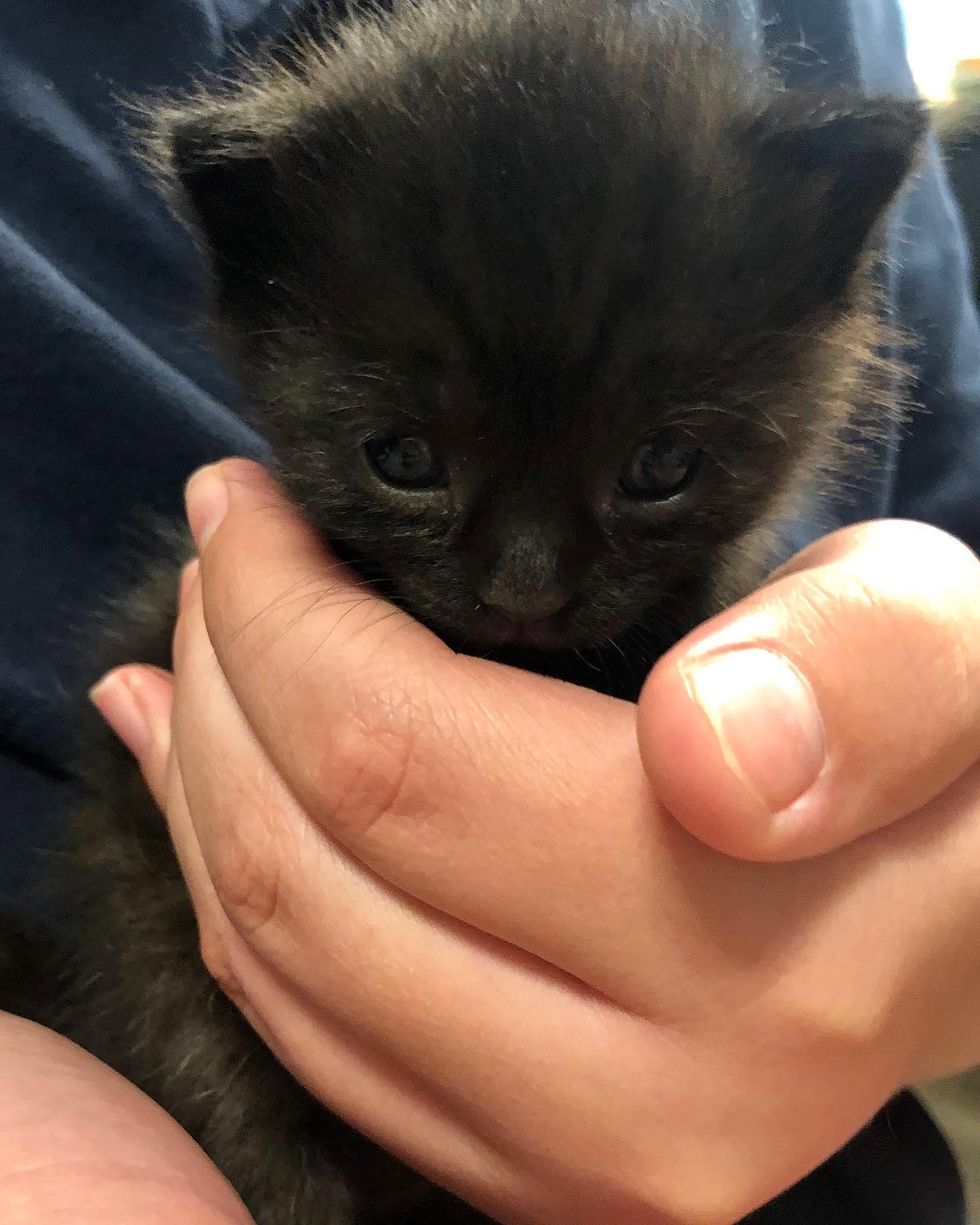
902,0,980,101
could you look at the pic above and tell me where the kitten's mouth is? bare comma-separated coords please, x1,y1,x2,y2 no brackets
474,609,566,652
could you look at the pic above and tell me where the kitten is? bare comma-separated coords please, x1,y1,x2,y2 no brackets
16,1,926,1222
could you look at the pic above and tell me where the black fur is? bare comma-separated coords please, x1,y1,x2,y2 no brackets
9,2,925,1222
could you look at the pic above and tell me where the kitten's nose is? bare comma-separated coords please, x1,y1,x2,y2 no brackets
479,583,570,625
471,517,581,631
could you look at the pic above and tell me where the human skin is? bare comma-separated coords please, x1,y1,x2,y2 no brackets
0,1011,251,1225
9,457,978,1225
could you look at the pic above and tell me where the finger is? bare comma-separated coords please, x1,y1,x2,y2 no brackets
89,665,175,812
0,1012,253,1224
637,519,980,860
183,460,682,1003
89,555,206,809
89,568,259,1012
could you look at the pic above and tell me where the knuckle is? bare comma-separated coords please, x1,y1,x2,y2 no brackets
197,924,244,1005
207,812,283,939
319,680,431,844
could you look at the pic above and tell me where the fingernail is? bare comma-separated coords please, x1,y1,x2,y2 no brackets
89,669,151,759
681,648,825,814
185,464,228,550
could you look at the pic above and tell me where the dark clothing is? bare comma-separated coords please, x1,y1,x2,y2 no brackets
0,1,975,1220
944,128,980,299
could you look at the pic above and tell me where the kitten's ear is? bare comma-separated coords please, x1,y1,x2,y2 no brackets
162,110,293,313
746,94,927,299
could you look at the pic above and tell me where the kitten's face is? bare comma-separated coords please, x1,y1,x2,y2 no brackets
164,0,923,689
249,292,830,667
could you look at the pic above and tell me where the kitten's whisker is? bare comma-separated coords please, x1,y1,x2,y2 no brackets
238,325,312,339
272,594,386,691
603,635,629,664
225,567,356,650
571,647,603,673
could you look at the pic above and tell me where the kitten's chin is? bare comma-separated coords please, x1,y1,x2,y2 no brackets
472,609,566,652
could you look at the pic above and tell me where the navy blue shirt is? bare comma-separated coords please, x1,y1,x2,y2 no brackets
1,1,976,1220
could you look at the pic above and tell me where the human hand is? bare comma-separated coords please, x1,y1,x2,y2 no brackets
90,459,980,1224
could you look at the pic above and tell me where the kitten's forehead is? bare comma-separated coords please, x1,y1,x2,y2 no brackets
278,6,766,366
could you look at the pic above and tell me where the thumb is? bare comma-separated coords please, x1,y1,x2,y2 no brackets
637,520,980,861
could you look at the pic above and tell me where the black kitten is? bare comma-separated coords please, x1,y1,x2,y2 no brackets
16,2,925,1223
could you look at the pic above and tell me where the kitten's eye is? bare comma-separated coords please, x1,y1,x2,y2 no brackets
618,433,701,500
365,435,446,490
